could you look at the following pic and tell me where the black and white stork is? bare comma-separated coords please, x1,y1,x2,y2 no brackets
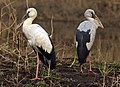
22,8,56,80
76,9,104,73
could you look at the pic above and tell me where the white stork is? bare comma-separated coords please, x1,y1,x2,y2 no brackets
76,9,104,73
22,8,56,80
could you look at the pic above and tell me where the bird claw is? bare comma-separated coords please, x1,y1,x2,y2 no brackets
89,69,92,72
80,70,83,73
89,70,98,75
30,77,41,80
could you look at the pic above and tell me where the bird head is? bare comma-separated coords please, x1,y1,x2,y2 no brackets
84,9,104,28
26,8,37,18
22,8,37,20
84,9,95,19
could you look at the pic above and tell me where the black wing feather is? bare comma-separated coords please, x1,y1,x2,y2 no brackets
33,37,56,70
76,29,90,65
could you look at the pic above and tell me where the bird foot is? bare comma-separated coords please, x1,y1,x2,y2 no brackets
89,70,98,75
30,77,41,80
80,70,83,73
89,69,92,72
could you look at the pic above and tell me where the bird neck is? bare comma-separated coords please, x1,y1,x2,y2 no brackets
23,17,35,27
87,18,99,28
87,17,94,21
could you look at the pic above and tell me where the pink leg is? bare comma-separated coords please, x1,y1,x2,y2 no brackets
88,53,98,75
89,53,92,72
80,65,83,73
31,52,40,80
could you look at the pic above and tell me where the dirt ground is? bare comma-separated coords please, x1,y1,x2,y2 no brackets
0,58,119,87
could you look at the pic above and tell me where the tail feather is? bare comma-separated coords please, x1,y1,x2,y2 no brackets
38,52,49,67
76,30,90,65
49,37,56,70
36,44,56,70
32,35,56,70
77,46,90,65
50,49,56,69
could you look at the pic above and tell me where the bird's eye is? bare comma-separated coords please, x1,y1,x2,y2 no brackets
91,12,95,18
28,11,30,14
91,12,94,16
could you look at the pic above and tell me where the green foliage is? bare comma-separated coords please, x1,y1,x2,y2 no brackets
25,84,34,87
36,81,48,87
109,64,120,73
25,81,48,87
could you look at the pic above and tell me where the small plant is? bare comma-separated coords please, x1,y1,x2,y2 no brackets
99,62,113,87
25,84,34,87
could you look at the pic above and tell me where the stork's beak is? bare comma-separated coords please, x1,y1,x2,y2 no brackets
94,14,104,29
22,13,28,20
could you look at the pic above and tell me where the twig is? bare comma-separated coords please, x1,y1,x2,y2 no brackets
50,15,54,39
26,0,29,8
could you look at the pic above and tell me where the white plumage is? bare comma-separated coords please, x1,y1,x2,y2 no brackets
22,8,52,54
76,9,104,72
22,8,56,80
23,24,52,53
77,9,104,50
77,21,97,50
